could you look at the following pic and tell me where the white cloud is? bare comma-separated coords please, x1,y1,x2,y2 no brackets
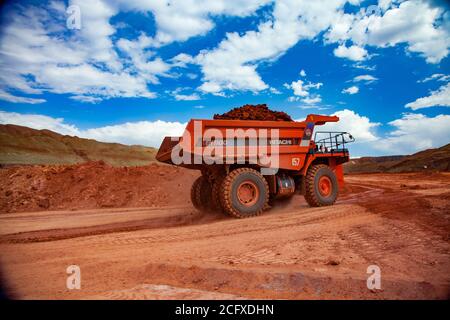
198,82,224,95
69,95,103,104
405,83,450,110
71,0,122,71
299,109,450,156
195,0,350,94
170,53,195,68
269,87,282,94
327,0,450,64
334,44,368,61
122,0,271,45
298,105,328,110
418,73,450,83
342,86,359,94
288,80,309,97
302,96,322,105
319,109,380,143
186,73,198,80
0,110,186,147
83,120,186,147
1,0,448,103
0,3,157,102
174,93,201,101
0,89,46,104
353,74,377,83
0,0,272,103
0,111,79,136
375,113,450,154
285,74,323,102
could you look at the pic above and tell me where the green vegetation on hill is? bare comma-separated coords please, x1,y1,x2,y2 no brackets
0,124,157,167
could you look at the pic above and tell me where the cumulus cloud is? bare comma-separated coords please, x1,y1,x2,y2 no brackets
342,86,359,94
1,0,449,103
195,0,350,95
0,0,271,103
333,44,368,61
0,111,80,136
302,96,322,105
121,0,271,45
285,72,323,104
326,0,450,64
83,120,187,146
320,109,380,143
0,2,157,103
286,80,308,97
375,113,450,154
353,74,378,83
0,110,186,147
174,93,201,101
405,83,450,110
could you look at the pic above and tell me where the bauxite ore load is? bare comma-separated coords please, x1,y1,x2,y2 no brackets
213,104,293,122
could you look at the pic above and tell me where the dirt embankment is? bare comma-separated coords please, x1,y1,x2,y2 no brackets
0,124,157,167
0,161,198,213
345,143,450,173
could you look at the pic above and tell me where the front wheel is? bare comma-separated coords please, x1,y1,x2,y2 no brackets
304,164,338,207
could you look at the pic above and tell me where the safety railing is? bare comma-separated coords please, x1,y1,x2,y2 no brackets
313,131,355,154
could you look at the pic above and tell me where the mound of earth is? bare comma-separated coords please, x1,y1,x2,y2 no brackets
0,124,157,167
345,143,450,173
0,161,198,213
213,104,293,121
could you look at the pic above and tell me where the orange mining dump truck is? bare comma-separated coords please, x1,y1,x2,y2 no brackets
156,114,354,218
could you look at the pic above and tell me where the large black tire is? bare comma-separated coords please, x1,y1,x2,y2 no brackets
190,176,212,211
304,164,338,207
211,175,225,213
220,168,269,218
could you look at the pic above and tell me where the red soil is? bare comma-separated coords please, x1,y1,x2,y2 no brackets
213,104,293,121
0,161,198,213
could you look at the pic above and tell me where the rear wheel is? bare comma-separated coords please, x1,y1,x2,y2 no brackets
304,164,338,207
220,168,269,218
211,175,225,213
190,176,212,211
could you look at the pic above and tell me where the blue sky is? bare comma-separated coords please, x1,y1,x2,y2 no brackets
0,0,449,157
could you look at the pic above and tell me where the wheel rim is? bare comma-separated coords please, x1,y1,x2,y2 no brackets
318,176,332,197
237,181,259,206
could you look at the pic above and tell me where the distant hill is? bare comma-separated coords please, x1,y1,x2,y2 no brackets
345,143,450,173
1,123,449,172
0,124,157,167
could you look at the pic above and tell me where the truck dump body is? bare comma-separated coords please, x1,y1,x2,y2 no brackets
156,114,350,172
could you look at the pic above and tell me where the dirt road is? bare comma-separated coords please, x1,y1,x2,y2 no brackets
0,172,449,299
